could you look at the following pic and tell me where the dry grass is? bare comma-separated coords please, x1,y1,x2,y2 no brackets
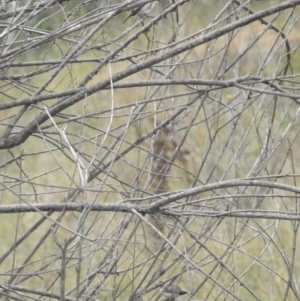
1,0,300,300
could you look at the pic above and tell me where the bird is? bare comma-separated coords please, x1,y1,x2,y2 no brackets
157,281,188,299
123,2,157,23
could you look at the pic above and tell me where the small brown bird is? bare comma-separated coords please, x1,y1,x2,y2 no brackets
123,3,153,23
157,281,188,299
